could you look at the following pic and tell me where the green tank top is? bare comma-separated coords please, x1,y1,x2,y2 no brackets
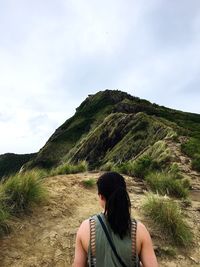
88,213,140,267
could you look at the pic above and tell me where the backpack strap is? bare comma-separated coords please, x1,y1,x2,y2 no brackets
89,217,96,266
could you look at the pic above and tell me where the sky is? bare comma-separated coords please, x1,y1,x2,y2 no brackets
0,0,200,154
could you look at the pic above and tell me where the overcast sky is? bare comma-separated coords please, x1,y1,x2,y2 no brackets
0,0,200,154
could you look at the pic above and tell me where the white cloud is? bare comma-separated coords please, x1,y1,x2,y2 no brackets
0,0,200,153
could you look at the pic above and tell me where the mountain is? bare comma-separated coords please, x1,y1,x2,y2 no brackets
1,90,199,266
1,89,200,176
0,153,36,179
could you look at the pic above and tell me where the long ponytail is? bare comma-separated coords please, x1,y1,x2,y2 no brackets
97,172,131,239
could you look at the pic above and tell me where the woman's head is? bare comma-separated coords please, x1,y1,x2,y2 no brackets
97,172,131,239
97,171,126,199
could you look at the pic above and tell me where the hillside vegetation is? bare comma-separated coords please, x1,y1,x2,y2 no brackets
0,90,200,266
0,153,36,180
2,89,197,175
1,90,200,176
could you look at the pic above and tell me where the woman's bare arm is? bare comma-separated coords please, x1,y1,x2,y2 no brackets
137,222,158,267
73,220,89,267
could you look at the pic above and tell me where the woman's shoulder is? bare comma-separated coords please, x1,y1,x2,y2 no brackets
78,219,90,232
135,220,153,249
131,218,147,230
78,213,101,232
136,221,150,235
79,212,102,225
78,213,105,237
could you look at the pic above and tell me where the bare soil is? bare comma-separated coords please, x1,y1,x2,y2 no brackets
0,171,199,267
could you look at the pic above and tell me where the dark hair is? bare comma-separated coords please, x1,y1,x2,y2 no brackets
97,172,131,239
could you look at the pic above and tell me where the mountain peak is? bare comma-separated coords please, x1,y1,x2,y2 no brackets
1,89,200,175
76,89,134,114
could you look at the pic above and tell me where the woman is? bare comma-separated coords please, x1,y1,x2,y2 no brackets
73,172,158,267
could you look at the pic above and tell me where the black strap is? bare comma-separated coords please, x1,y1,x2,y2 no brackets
97,215,128,267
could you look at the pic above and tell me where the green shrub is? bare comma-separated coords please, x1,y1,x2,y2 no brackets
181,138,200,158
110,155,159,178
122,141,172,179
191,155,200,172
181,138,200,172
0,205,9,236
1,170,47,214
100,161,115,171
100,161,136,176
143,194,193,246
70,160,88,173
0,190,10,235
112,162,131,174
82,178,96,188
32,168,49,178
129,155,154,178
50,161,88,176
181,177,191,189
50,164,70,175
168,163,182,179
149,141,171,166
145,172,188,198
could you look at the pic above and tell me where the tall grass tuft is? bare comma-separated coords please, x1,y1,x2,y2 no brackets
143,194,193,246
120,155,156,178
50,160,88,176
1,170,47,214
145,171,189,198
0,206,9,235
149,140,171,166
168,163,183,179
101,157,158,178
100,161,115,171
0,190,10,235
31,168,49,178
82,178,96,188
181,137,200,172
129,155,153,178
192,155,200,172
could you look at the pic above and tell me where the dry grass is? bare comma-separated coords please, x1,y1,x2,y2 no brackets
143,193,193,246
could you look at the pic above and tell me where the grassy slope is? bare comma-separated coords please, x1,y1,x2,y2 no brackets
67,112,174,167
24,90,133,169
103,113,173,164
0,153,36,180
8,90,200,171
66,112,135,166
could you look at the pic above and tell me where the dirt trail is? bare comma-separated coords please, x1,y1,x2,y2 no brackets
0,172,199,267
